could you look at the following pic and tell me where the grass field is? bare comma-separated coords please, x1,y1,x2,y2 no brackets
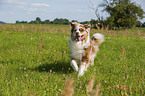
0,24,145,96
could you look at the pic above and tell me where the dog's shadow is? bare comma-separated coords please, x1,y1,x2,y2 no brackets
34,61,73,74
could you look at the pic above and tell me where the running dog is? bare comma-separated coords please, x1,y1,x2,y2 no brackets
69,22,104,76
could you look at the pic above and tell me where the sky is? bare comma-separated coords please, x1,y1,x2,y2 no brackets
0,0,145,23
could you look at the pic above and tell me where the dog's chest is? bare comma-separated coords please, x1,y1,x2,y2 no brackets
69,40,88,60
71,45,84,59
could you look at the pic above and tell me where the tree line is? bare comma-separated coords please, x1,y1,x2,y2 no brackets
16,17,145,28
16,17,70,25
16,0,145,29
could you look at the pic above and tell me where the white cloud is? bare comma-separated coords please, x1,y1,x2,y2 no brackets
5,0,27,5
6,0,19,3
7,0,13,3
18,2,27,5
31,3,50,7
23,7,38,14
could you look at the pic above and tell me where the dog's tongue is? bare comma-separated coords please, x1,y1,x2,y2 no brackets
78,37,83,41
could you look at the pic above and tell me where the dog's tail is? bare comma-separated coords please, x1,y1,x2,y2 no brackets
92,33,104,46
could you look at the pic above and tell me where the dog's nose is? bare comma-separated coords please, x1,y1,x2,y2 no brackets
76,32,80,36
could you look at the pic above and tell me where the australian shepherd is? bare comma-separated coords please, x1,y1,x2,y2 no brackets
69,22,104,76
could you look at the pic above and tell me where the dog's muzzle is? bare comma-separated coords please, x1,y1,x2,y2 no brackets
75,32,84,41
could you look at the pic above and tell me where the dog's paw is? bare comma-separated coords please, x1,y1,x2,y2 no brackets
70,60,78,72
78,69,85,76
78,72,84,77
90,63,94,66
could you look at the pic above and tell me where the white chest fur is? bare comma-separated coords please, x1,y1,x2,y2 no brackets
68,37,90,60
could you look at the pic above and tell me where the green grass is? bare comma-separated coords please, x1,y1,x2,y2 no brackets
0,24,145,96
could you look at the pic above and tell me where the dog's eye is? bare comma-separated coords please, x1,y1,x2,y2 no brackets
79,28,84,32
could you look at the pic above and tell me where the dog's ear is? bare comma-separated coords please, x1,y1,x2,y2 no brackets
70,22,75,32
70,22,78,27
84,24,91,29
84,24,91,33
70,22,78,33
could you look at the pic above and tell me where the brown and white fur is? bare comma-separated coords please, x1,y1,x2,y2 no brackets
69,22,104,76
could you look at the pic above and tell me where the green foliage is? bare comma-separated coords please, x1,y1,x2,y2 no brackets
99,0,145,28
71,20,78,23
41,20,50,24
89,19,105,29
80,21,90,24
142,22,145,27
136,21,142,27
16,20,27,24
53,18,69,25
16,17,70,25
36,17,41,24
29,20,36,24
0,21,6,24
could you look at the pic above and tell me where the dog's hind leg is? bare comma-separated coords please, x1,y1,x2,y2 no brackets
70,59,78,72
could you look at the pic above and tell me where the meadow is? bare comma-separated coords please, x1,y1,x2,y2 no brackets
0,24,144,96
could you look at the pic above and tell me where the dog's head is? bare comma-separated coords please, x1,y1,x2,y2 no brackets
70,22,91,42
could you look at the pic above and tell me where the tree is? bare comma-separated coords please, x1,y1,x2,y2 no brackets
36,17,41,24
29,20,36,24
0,21,5,24
41,20,50,24
80,21,90,24
44,20,50,24
16,20,19,23
16,20,27,24
89,0,104,22
53,18,69,25
71,20,78,23
99,0,144,28
142,22,145,27
136,21,142,27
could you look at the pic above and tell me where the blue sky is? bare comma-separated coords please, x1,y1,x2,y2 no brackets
1,0,145,23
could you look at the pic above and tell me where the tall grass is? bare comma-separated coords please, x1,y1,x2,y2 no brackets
0,24,144,96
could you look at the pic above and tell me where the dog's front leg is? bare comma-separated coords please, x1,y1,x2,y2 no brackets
78,62,86,76
78,52,90,76
70,59,78,72
90,57,94,66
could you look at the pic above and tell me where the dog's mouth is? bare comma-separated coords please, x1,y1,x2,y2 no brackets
75,35,84,42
